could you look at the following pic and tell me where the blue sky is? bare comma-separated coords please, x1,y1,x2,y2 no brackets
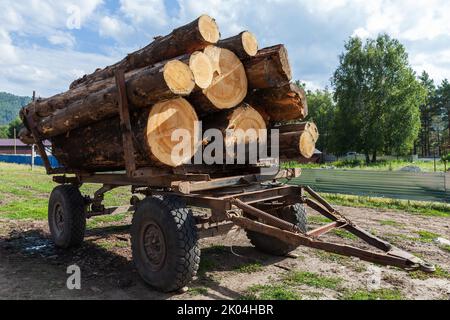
1,0,449,97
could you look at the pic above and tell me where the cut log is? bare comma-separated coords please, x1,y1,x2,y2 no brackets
25,51,212,120
243,45,292,89
189,51,214,90
147,98,199,167
201,104,267,164
189,47,248,114
248,83,308,122
218,31,258,59
276,122,319,143
202,104,267,146
278,131,316,159
70,15,220,89
52,98,199,171
35,60,195,138
272,124,318,160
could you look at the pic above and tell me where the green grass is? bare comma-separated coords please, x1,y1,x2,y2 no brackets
198,257,217,274
242,285,301,300
308,215,332,224
234,263,263,274
416,230,441,243
283,271,342,290
440,245,450,253
96,239,129,250
315,251,352,264
87,214,128,228
322,193,450,218
332,229,358,240
409,266,450,280
286,159,447,173
379,220,402,227
341,289,404,300
0,163,131,221
188,287,208,296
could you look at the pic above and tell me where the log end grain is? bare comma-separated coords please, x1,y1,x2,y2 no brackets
204,47,248,110
189,51,214,89
299,132,316,159
225,104,267,146
163,60,196,95
147,98,199,167
198,15,221,44
241,31,259,57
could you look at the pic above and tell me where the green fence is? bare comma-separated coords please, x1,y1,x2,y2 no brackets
290,169,450,203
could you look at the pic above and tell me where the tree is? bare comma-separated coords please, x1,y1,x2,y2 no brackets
0,125,8,138
436,79,450,148
417,71,437,156
332,34,426,162
304,88,336,153
7,117,23,139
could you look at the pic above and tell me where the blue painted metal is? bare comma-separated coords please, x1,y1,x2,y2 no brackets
0,154,59,168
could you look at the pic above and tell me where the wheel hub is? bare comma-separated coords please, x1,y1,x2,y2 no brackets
143,223,166,271
53,203,65,235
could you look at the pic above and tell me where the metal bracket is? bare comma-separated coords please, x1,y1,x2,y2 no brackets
115,69,136,178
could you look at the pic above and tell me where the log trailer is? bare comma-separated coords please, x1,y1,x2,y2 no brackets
21,78,436,293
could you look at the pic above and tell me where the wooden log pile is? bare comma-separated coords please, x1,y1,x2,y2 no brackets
20,15,318,173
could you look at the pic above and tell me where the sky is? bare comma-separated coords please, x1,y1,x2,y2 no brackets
0,0,449,97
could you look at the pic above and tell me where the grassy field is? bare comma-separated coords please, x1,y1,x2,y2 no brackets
0,163,130,221
285,159,448,173
0,162,449,220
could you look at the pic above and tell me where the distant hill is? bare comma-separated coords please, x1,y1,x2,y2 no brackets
0,92,31,125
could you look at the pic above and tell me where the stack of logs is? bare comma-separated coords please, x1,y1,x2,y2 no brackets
19,14,319,173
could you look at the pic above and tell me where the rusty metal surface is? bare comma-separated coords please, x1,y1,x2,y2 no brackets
115,69,136,177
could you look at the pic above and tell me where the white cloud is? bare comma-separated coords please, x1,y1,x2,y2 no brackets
352,0,450,41
0,30,19,65
0,45,118,97
1,0,450,97
99,16,134,41
48,32,76,48
120,0,168,27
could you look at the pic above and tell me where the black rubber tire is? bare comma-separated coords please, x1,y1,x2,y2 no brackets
48,185,86,249
246,203,308,256
131,196,200,292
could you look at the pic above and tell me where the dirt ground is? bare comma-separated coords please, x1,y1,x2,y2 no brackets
0,205,449,300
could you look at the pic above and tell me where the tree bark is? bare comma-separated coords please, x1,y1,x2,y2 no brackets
188,47,248,115
52,98,199,171
275,122,319,143
218,31,258,59
277,130,316,160
34,60,195,138
243,45,292,89
247,83,308,122
69,15,220,89
25,51,212,121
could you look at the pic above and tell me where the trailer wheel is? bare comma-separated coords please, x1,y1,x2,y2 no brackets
48,185,86,249
131,196,200,292
246,203,308,256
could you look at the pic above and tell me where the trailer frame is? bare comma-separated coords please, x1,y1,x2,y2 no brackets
22,75,435,292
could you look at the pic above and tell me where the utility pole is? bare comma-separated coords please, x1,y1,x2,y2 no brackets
13,128,17,155
31,144,35,171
